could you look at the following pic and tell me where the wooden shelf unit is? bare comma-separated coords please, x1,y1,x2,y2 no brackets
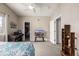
61,25,75,56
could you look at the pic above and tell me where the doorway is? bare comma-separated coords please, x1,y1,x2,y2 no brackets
55,17,61,44
25,22,30,41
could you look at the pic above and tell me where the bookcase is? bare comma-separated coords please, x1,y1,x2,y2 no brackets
61,25,75,56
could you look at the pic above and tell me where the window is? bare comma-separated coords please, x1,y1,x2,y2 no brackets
0,16,3,27
0,14,5,33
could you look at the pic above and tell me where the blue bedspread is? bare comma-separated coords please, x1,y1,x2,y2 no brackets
35,29,45,32
0,42,35,56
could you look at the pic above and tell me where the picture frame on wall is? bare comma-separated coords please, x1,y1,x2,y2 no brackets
10,22,17,28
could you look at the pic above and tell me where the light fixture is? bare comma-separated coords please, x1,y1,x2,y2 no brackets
28,5,34,9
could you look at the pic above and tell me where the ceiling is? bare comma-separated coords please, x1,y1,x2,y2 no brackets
6,3,59,16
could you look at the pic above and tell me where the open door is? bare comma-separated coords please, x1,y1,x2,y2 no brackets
55,17,61,44
25,22,30,41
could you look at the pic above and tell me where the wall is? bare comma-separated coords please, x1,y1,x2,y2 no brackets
51,3,79,55
60,4,79,55
50,5,61,44
18,16,50,41
0,4,18,41
50,19,55,44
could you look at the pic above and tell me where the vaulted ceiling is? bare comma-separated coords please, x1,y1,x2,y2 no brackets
6,3,59,16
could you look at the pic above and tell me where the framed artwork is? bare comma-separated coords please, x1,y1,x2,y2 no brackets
10,22,17,28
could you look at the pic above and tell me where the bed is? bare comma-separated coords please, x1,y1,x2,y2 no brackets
0,42,35,56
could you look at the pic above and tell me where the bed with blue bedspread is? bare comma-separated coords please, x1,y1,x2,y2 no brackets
0,42,35,56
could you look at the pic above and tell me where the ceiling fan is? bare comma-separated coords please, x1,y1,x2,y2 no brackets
21,3,43,15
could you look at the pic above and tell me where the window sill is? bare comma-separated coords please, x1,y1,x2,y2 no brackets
0,33,5,35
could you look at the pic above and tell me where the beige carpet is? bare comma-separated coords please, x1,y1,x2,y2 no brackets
33,42,61,56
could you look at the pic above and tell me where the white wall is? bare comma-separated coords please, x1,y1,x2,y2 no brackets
18,16,50,41
0,4,18,41
50,19,55,44
60,4,79,55
51,3,79,55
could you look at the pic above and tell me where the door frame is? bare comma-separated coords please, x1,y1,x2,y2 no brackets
55,17,61,44
24,22,30,41
23,21,31,41
54,15,61,44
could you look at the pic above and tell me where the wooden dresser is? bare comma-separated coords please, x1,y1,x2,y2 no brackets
61,25,75,56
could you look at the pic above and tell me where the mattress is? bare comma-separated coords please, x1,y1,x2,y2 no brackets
0,42,35,56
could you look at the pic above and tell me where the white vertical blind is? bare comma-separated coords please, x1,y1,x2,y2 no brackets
0,16,2,27
0,13,5,33
0,13,8,41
